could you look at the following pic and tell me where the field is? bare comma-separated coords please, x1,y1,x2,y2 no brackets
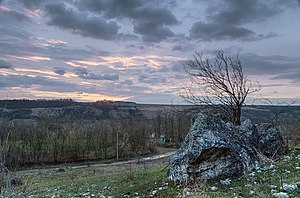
1,148,299,197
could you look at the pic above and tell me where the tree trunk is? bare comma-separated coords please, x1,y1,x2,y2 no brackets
232,105,241,126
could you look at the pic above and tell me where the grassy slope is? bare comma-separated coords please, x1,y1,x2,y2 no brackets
204,148,300,198
2,148,300,198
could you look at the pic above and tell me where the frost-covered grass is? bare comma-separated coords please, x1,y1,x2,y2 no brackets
202,147,300,198
2,148,300,197
2,164,180,197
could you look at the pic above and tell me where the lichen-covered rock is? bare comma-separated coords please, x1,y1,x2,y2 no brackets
239,119,259,147
256,123,283,157
168,113,283,184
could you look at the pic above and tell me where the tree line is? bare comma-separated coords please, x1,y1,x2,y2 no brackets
0,110,193,168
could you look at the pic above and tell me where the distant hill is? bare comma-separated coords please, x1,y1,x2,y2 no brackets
0,99,299,123
0,99,136,109
0,100,139,121
0,99,197,122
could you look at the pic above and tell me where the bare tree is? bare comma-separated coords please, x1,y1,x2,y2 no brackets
180,50,261,125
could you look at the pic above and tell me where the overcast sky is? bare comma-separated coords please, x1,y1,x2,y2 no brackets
0,0,300,104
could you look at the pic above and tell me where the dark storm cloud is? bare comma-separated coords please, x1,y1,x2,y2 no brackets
38,45,109,61
0,59,13,69
0,74,113,94
133,21,175,42
271,72,300,83
81,73,119,81
0,6,32,40
54,68,66,75
190,22,275,41
189,0,286,42
0,6,32,36
73,67,119,81
0,73,156,99
172,44,195,52
77,0,142,17
0,5,33,56
73,67,89,76
0,74,75,88
19,0,48,9
78,0,177,25
0,9,31,23
0,39,109,62
240,53,300,83
44,3,120,40
77,0,178,42
241,53,300,74
138,74,167,84
208,0,281,25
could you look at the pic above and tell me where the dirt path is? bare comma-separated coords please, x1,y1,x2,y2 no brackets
77,151,175,174
17,151,176,174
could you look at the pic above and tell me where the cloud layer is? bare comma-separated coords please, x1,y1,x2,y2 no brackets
45,3,120,40
0,0,299,102
0,60,13,69
189,0,286,41
74,67,119,81
78,0,178,42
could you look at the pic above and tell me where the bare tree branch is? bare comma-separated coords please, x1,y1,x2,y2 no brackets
180,50,261,125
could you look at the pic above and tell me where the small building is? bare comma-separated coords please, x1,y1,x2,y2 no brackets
159,135,172,143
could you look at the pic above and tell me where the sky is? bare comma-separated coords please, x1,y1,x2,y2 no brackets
0,0,300,104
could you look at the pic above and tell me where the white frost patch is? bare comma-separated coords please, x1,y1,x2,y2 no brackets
220,178,231,185
283,183,298,191
150,190,158,197
210,186,218,191
273,192,289,198
270,185,277,189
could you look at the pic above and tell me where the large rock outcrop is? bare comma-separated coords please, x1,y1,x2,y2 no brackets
168,113,283,183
